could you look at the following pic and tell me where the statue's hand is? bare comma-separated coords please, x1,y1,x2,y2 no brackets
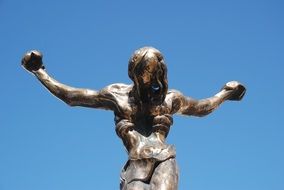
21,50,44,73
222,81,246,101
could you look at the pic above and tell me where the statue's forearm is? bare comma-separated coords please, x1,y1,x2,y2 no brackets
193,91,229,116
33,68,95,106
214,89,233,101
178,89,232,117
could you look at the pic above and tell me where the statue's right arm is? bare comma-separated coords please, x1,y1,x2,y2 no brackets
22,50,118,111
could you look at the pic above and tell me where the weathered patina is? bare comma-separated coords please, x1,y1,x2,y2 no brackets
22,47,246,190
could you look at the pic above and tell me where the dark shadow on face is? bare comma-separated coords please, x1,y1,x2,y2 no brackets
128,47,168,105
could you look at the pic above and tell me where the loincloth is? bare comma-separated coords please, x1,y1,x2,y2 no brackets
120,145,176,185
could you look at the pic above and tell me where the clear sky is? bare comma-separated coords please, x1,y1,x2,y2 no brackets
1,0,283,189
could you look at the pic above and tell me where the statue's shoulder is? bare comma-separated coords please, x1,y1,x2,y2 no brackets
166,89,183,99
165,89,184,112
102,83,133,112
102,83,132,96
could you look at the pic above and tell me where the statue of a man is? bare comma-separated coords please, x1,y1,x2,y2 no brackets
22,47,245,190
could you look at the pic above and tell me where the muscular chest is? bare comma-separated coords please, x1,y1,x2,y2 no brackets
117,100,171,136
117,97,170,120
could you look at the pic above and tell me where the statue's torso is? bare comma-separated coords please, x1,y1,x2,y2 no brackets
106,83,176,160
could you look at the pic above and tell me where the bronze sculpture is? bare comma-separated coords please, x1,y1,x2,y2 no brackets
21,47,246,190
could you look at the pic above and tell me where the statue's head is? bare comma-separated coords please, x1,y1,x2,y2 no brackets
128,47,168,105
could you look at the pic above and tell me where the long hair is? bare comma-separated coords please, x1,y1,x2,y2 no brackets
128,47,168,104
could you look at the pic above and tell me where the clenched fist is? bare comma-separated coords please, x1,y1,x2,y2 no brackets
21,50,44,72
222,81,246,101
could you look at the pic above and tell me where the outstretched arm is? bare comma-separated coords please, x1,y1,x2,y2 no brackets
21,50,118,111
169,81,246,117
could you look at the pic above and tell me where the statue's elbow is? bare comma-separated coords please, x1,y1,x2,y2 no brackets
65,100,78,107
194,112,210,117
194,108,215,117
59,97,77,107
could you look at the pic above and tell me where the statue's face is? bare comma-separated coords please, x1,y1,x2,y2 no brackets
129,47,168,105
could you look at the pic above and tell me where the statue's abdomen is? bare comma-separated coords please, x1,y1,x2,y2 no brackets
115,115,175,160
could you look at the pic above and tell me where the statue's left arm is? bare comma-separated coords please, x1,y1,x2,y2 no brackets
169,81,246,117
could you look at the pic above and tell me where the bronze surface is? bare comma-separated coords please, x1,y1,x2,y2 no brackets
22,47,246,190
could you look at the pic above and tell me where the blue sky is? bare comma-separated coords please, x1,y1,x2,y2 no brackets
1,0,283,189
